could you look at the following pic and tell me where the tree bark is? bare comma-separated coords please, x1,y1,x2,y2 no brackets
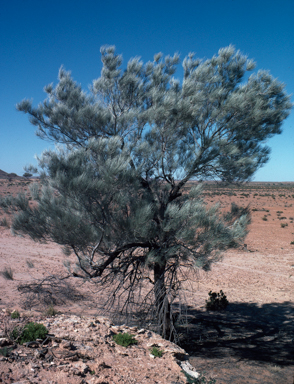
154,262,172,340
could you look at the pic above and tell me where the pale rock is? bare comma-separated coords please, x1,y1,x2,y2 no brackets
0,337,11,347
181,361,200,379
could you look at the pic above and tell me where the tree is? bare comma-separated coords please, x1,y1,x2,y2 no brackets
23,172,33,178
10,45,292,339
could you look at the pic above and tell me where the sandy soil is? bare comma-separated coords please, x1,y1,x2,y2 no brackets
0,179,294,383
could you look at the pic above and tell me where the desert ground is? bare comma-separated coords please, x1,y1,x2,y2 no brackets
0,177,293,383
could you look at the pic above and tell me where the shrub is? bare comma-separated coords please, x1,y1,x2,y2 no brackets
113,332,137,347
11,322,48,344
281,223,288,228
262,216,267,221
290,241,294,245
0,267,13,280
43,304,58,317
206,290,229,311
11,310,20,319
150,346,163,357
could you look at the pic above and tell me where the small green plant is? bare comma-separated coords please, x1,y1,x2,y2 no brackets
90,370,95,375
150,346,163,357
281,223,288,228
206,290,228,311
11,322,48,344
0,346,13,357
0,267,13,280
113,332,137,347
262,216,267,221
290,241,294,245
11,310,20,319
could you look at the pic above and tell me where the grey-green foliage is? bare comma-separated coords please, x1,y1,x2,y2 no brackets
7,45,292,339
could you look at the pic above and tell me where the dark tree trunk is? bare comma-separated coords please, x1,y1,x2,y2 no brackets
154,262,172,340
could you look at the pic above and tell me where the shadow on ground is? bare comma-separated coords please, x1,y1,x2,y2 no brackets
178,301,294,367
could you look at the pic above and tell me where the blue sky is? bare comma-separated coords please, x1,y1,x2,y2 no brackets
1,0,293,181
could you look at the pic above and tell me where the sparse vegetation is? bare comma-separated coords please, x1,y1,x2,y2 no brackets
113,332,138,347
281,223,288,228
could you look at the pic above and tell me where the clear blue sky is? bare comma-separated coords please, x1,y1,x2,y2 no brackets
1,0,293,181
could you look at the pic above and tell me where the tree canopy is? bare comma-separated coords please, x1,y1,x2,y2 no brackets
7,45,292,339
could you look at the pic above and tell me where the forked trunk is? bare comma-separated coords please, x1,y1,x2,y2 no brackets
154,262,172,340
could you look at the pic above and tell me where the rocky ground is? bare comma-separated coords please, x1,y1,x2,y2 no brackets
0,311,194,384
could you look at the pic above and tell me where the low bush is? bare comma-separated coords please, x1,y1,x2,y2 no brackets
11,322,48,344
113,332,137,347
206,290,229,311
281,223,288,228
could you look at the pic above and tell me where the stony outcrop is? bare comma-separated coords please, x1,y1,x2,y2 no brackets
0,312,195,384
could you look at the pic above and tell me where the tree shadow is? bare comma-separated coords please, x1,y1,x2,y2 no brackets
178,301,294,366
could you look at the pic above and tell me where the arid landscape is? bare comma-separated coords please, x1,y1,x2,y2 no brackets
0,175,294,383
